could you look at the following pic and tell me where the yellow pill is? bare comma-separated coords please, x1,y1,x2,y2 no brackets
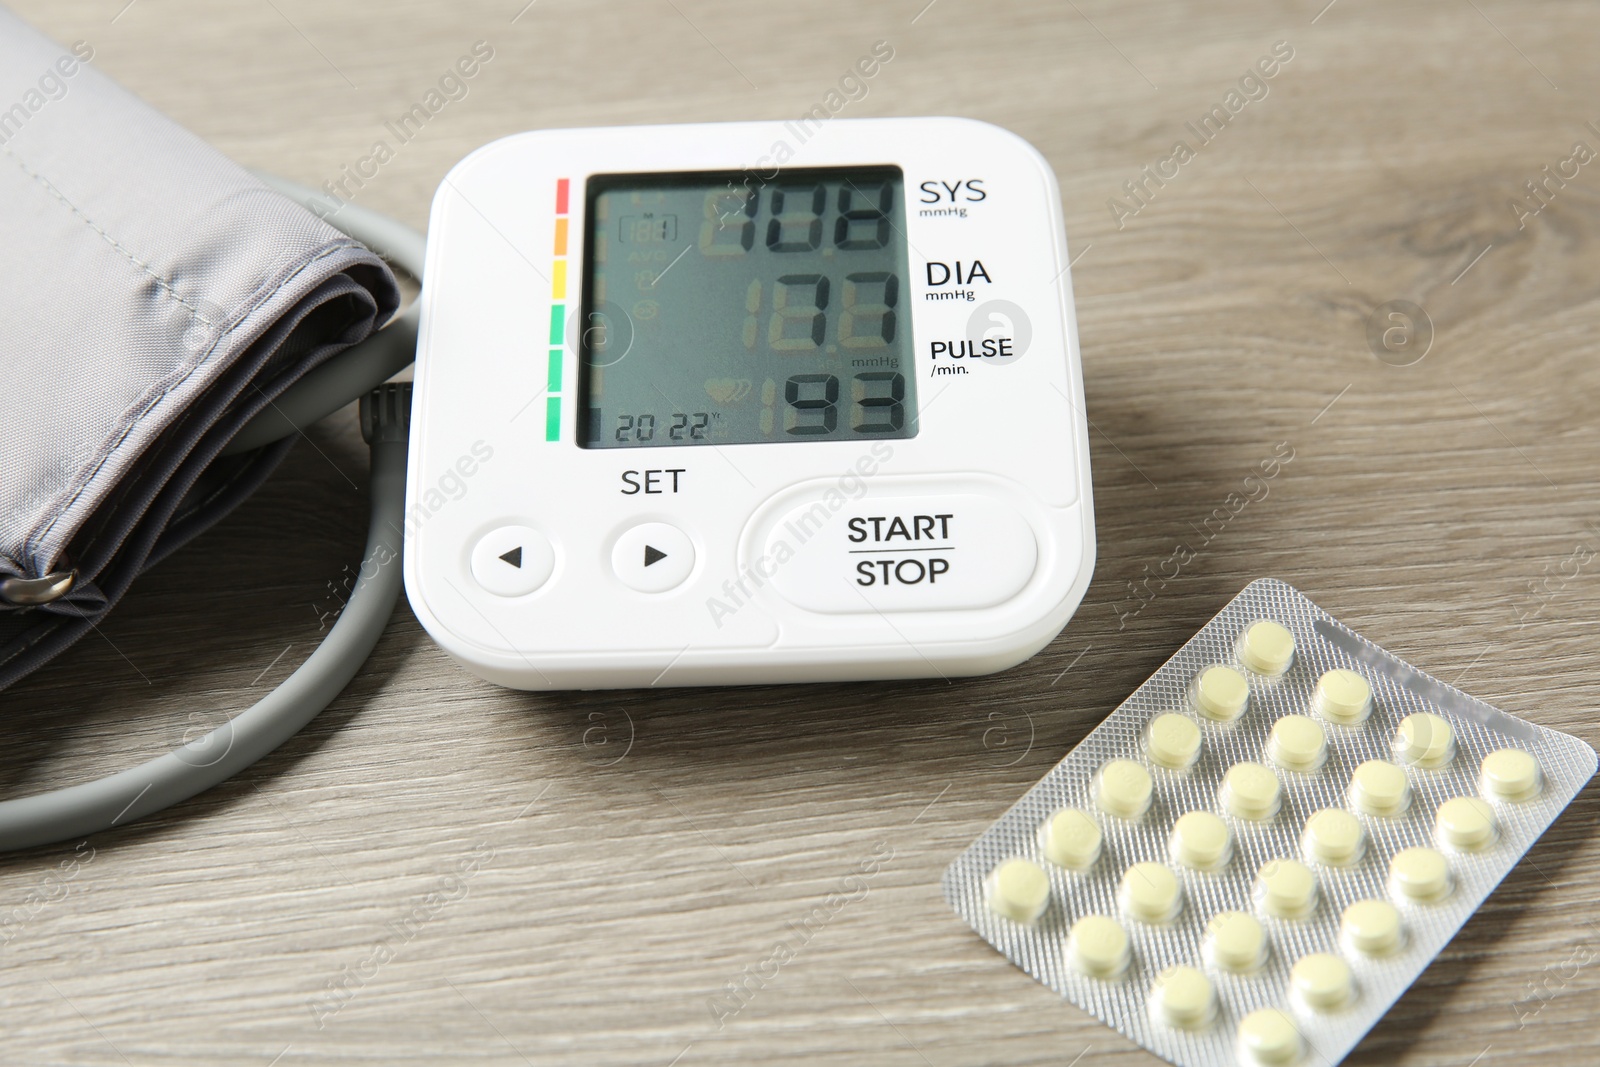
1238,620,1296,676
1120,861,1183,924
1237,1007,1302,1066
1205,910,1267,973
1314,668,1373,724
1146,713,1202,770
1393,712,1455,769
1291,952,1354,1010
1268,714,1327,772
1195,664,1250,721
1067,914,1131,978
1389,846,1452,903
1302,807,1365,866
1096,759,1154,819
1038,808,1102,870
1255,857,1318,919
984,858,1051,923
1481,748,1542,802
1436,796,1497,851
1150,965,1216,1029
1221,761,1282,820
1341,898,1402,956
1169,810,1232,870
1348,759,1411,817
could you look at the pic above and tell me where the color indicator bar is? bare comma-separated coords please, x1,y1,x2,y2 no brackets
546,177,570,444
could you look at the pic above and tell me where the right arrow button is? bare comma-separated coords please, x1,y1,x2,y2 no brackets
613,523,694,593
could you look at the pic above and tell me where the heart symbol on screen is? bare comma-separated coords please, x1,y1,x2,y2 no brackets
705,378,752,403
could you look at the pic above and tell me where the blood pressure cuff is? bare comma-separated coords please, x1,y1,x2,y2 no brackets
0,9,401,690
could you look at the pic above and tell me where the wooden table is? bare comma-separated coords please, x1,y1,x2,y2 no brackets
6,1,1599,1063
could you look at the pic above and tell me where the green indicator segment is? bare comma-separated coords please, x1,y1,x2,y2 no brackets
547,348,563,394
545,397,560,442
546,299,564,440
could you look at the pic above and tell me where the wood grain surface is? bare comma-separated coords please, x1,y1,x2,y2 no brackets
5,1,1600,1064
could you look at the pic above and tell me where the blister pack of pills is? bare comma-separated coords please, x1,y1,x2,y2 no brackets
943,578,1596,1066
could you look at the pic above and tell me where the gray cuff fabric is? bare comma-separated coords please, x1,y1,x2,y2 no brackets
0,8,402,690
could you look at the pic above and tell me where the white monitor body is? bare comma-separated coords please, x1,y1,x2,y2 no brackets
404,118,1095,690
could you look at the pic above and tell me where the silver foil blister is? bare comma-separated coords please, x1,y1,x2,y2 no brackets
943,578,1596,1066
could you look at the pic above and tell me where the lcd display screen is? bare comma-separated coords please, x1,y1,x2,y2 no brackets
578,166,916,448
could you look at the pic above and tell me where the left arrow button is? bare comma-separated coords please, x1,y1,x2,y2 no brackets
470,526,555,597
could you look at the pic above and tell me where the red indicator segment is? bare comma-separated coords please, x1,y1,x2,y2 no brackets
555,178,569,215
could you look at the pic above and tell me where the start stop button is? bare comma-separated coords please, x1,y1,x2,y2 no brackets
759,494,1037,613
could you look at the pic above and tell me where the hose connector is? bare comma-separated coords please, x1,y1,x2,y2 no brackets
360,382,413,445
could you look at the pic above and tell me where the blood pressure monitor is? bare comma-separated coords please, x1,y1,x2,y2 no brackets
404,118,1094,689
